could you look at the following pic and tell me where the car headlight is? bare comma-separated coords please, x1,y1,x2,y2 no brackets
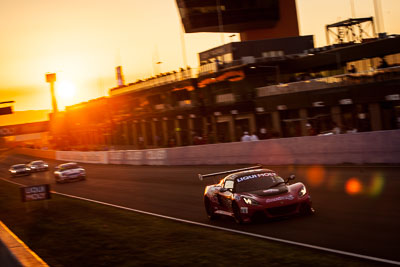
243,197,259,205
298,185,307,197
26,168,31,171
10,170,16,173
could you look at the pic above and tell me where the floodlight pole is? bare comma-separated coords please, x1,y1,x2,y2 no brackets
46,73,58,113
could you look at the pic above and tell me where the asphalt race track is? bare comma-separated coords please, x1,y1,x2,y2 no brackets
1,152,399,263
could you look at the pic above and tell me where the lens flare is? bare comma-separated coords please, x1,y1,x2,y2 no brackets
306,166,325,187
345,177,363,195
368,172,385,197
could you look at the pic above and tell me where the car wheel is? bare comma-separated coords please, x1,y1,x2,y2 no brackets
204,197,218,220
232,202,244,224
300,203,315,215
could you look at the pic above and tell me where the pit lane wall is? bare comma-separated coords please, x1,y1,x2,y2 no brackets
165,130,400,165
15,130,400,165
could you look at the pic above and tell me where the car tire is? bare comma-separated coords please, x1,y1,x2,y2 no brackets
204,197,218,220
232,202,244,224
300,203,315,215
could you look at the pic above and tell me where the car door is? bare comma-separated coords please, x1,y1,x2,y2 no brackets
217,180,234,212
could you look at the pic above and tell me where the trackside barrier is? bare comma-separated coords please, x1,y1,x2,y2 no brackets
15,129,400,165
164,130,400,165
55,151,108,164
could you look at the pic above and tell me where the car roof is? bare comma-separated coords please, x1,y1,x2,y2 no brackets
12,164,27,167
225,168,276,181
58,162,78,167
31,160,44,163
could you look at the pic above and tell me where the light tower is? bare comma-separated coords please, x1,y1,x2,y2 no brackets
46,73,58,113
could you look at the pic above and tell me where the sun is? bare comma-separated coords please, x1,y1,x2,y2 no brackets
56,81,76,100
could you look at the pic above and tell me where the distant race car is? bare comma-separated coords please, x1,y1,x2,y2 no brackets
199,165,314,224
54,162,86,183
9,164,31,177
27,160,49,172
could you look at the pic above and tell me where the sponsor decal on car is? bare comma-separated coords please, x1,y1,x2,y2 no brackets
266,195,294,203
236,172,276,183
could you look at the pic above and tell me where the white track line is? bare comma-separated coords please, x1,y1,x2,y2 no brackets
2,178,400,266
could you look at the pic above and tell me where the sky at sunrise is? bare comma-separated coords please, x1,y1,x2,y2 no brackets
0,0,399,112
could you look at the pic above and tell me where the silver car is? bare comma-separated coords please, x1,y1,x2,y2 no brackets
54,162,86,183
28,160,49,172
9,164,31,177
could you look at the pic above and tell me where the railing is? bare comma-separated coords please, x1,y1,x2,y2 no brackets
109,68,196,96
257,66,400,97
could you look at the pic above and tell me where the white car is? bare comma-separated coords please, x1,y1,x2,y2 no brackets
9,164,31,177
54,162,86,183
28,160,49,172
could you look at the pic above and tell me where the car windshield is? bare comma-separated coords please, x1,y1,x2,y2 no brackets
13,165,26,169
234,172,285,193
60,164,78,170
32,161,44,165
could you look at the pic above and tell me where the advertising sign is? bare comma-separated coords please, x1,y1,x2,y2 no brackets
20,184,51,202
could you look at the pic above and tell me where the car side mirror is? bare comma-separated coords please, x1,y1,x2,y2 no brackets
286,174,295,183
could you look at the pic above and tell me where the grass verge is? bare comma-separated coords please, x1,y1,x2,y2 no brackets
0,179,385,267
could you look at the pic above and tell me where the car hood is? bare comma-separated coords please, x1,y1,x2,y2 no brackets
247,185,288,197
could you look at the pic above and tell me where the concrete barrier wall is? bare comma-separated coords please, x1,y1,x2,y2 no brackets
165,130,400,165
55,151,108,164
16,129,400,165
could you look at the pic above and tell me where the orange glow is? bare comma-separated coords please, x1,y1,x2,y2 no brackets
345,177,363,195
198,70,245,88
305,166,325,187
1,1,400,112
172,86,194,92
56,81,76,100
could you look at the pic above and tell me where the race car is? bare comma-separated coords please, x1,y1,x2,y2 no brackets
199,165,314,224
9,164,31,177
54,162,86,183
27,160,49,172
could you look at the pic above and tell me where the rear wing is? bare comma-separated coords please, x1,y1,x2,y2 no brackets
198,165,262,181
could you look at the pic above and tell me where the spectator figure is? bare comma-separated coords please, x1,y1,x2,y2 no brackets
306,123,317,136
332,123,341,134
138,136,144,149
241,131,251,142
348,65,357,73
378,57,389,69
346,127,358,133
193,133,201,145
259,128,269,140
250,132,259,141
168,137,176,147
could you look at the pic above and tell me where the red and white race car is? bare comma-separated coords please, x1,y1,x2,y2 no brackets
199,165,314,224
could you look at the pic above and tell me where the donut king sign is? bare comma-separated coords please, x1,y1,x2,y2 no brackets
20,184,51,202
